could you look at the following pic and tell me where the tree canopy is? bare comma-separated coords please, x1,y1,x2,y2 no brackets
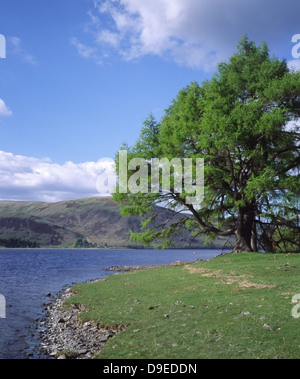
113,37,300,253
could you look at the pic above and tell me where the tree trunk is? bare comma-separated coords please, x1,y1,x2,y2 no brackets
251,222,258,252
234,208,254,253
260,226,275,253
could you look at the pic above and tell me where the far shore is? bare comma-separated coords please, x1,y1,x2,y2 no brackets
0,246,232,251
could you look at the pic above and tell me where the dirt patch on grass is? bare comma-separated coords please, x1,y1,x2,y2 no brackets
223,278,275,290
185,265,275,290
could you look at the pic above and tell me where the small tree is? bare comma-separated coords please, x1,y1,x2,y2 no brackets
114,37,300,253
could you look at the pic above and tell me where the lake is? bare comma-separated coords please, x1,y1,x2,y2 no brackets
0,248,226,359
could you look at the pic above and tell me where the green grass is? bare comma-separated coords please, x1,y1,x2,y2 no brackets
65,253,300,359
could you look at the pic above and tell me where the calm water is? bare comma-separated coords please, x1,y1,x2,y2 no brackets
0,248,225,359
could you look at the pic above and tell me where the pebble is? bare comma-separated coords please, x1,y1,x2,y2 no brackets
242,311,251,316
263,324,273,331
39,289,118,359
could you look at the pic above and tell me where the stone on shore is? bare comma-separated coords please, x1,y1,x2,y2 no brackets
40,289,118,359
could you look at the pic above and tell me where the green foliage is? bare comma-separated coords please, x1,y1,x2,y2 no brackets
74,237,97,249
114,36,300,253
0,237,40,248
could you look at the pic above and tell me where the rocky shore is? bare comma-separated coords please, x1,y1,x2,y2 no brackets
106,261,186,272
40,284,119,359
40,261,187,359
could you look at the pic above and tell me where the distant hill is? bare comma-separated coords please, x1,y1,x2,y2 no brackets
0,197,232,249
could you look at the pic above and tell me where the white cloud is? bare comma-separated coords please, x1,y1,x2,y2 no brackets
9,36,37,65
288,59,300,72
74,0,300,70
0,98,12,117
71,37,105,65
96,30,120,48
71,37,97,59
0,151,116,202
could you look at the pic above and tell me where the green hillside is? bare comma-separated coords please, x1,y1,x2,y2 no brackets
0,197,232,249
0,197,136,248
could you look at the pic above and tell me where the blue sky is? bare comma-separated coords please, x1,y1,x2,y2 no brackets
0,0,299,201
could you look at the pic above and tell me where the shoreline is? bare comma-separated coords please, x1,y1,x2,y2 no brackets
0,247,228,250
39,282,119,359
39,262,187,359
33,252,300,359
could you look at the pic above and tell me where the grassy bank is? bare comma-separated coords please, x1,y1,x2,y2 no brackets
65,253,300,359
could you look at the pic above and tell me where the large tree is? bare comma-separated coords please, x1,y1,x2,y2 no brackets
113,37,300,253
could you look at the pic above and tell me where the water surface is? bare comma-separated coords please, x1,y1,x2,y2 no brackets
0,248,226,359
